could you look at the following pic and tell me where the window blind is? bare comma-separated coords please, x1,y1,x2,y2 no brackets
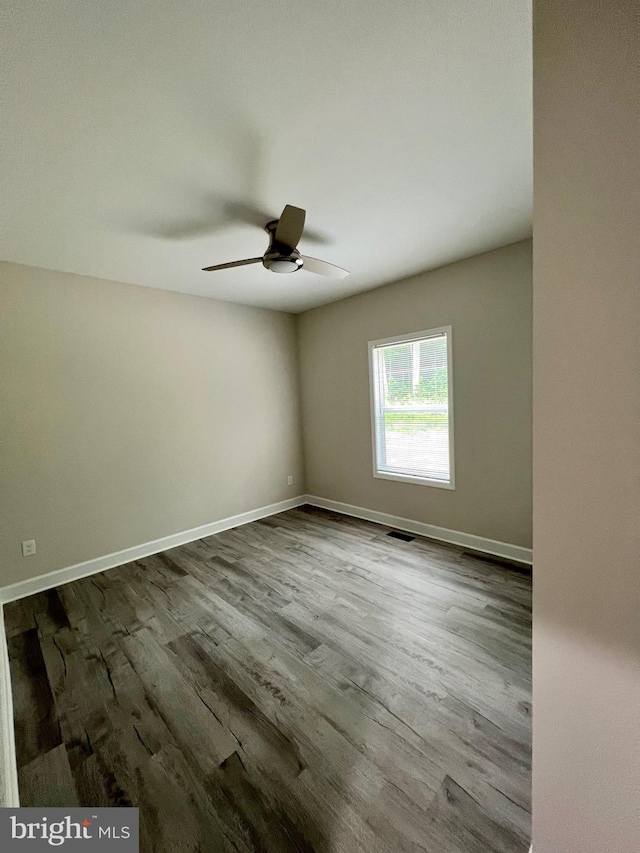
371,330,451,483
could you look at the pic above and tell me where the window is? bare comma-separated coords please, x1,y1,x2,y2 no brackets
369,326,454,488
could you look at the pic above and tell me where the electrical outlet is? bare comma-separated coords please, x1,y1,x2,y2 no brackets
287,475,293,486
22,539,36,557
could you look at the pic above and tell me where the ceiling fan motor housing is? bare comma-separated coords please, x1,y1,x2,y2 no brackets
263,220,304,273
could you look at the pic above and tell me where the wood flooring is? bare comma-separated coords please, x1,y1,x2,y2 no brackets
4,506,532,852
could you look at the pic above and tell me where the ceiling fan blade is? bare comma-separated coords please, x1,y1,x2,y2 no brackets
202,257,263,272
301,255,350,279
275,205,306,249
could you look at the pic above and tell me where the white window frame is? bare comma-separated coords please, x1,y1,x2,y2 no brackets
368,326,455,489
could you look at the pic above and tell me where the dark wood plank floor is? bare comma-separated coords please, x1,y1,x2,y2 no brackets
5,506,532,852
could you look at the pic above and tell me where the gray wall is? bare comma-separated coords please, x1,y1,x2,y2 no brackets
0,262,304,586
297,239,532,548
533,1,639,851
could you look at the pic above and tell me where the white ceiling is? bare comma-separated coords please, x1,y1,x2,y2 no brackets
1,1,532,313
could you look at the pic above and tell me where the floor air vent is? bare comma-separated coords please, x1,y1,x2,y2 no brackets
387,531,415,542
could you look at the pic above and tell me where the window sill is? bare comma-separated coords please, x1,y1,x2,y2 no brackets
373,470,455,490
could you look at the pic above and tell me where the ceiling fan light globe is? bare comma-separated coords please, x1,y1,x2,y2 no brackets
267,258,302,274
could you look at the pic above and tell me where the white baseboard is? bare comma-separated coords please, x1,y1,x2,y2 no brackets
0,493,530,606
303,495,533,565
0,607,19,806
0,496,307,605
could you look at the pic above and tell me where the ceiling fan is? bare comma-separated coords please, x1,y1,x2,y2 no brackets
202,205,349,279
